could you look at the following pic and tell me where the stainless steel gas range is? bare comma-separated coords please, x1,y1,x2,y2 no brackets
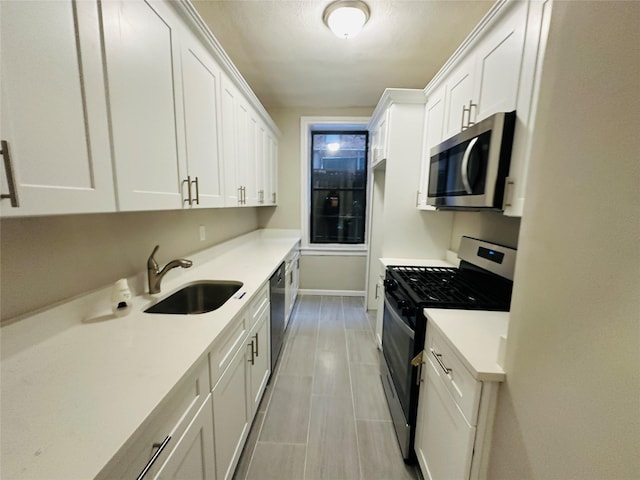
380,236,517,462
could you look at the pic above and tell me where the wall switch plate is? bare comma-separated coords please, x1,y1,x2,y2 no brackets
199,225,206,241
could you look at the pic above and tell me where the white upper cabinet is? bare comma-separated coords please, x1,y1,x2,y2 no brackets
417,84,447,209
471,1,528,122
370,109,390,167
102,0,185,211
419,0,548,217
0,0,115,217
179,28,225,208
221,76,241,206
443,55,477,140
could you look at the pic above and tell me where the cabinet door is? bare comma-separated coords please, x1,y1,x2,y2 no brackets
415,353,476,480
472,1,527,121
371,110,389,164
212,345,249,480
221,76,241,206
262,128,278,206
0,0,115,216
443,56,476,140
102,0,185,211
247,306,271,417
418,85,447,208
180,29,225,208
154,395,215,480
235,99,253,206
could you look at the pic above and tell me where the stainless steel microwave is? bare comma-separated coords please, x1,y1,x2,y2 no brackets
427,111,516,210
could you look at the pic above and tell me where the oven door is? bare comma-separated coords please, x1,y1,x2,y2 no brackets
381,293,418,459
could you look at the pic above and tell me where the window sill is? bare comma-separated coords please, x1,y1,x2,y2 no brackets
301,245,368,256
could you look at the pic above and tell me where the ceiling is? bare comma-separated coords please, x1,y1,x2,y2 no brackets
191,0,494,110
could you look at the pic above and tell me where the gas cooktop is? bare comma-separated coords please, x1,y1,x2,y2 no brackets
387,265,513,311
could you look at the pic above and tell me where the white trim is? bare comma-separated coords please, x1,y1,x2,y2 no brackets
300,116,371,251
298,289,365,297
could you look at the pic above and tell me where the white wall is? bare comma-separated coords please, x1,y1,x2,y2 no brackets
487,2,640,479
259,106,374,292
450,211,520,251
1,208,259,321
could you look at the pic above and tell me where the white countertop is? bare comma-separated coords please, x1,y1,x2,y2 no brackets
423,308,509,382
0,229,300,480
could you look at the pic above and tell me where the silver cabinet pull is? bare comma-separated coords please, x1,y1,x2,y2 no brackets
254,332,259,357
416,190,420,207
1,141,19,207
183,176,192,205
375,283,379,299
136,435,171,480
461,100,478,131
238,186,242,205
503,177,515,208
272,192,276,204
192,177,199,205
248,340,255,365
430,349,452,375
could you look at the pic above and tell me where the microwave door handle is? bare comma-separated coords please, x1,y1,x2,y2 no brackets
461,137,479,194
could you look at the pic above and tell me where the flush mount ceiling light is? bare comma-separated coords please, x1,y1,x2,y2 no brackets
323,0,370,39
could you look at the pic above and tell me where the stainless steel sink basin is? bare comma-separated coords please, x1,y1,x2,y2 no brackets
145,281,243,315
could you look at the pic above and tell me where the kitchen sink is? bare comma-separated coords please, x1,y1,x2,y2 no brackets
144,281,243,315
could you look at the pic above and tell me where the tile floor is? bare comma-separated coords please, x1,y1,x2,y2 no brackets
233,295,421,480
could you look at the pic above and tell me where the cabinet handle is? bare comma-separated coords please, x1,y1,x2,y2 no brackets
248,340,255,365
461,100,478,131
254,333,259,357
375,283,379,299
467,100,477,128
272,192,276,204
1,141,19,207
184,176,192,205
192,177,199,205
136,435,171,480
242,186,246,204
416,190,421,207
430,348,452,375
503,177,515,208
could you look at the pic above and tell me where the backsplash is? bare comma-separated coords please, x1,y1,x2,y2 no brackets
450,211,521,252
1,208,259,322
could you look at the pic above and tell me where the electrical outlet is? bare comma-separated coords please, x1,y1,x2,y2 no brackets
199,225,206,241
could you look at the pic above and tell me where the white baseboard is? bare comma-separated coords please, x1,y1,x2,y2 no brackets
297,289,365,297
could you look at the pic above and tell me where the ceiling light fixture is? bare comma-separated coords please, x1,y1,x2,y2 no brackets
323,0,370,39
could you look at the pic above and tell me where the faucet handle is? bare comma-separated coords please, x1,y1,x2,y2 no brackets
148,245,160,270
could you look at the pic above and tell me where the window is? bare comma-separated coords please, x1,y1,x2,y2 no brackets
309,131,368,244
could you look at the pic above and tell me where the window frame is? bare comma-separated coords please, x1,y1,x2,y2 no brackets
300,116,370,255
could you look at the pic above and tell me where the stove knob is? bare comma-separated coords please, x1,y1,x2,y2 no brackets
384,279,397,292
397,299,409,310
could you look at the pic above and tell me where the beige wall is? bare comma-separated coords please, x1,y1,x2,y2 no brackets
259,106,373,292
1,208,259,321
488,2,640,479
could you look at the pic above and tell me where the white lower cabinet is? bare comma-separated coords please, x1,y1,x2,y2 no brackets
415,353,476,480
247,302,271,417
212,344,250,480
154,394,215,480
415,326,501,480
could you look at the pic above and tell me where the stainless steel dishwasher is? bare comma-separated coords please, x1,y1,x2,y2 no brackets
269,263,286,376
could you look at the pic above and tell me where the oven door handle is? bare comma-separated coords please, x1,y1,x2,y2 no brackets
384,296,415,340
461,136,478,194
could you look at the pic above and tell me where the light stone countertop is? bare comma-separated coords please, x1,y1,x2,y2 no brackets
0,229,300,480
423,308,509,382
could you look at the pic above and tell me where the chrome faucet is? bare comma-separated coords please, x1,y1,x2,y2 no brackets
147,245,193,294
